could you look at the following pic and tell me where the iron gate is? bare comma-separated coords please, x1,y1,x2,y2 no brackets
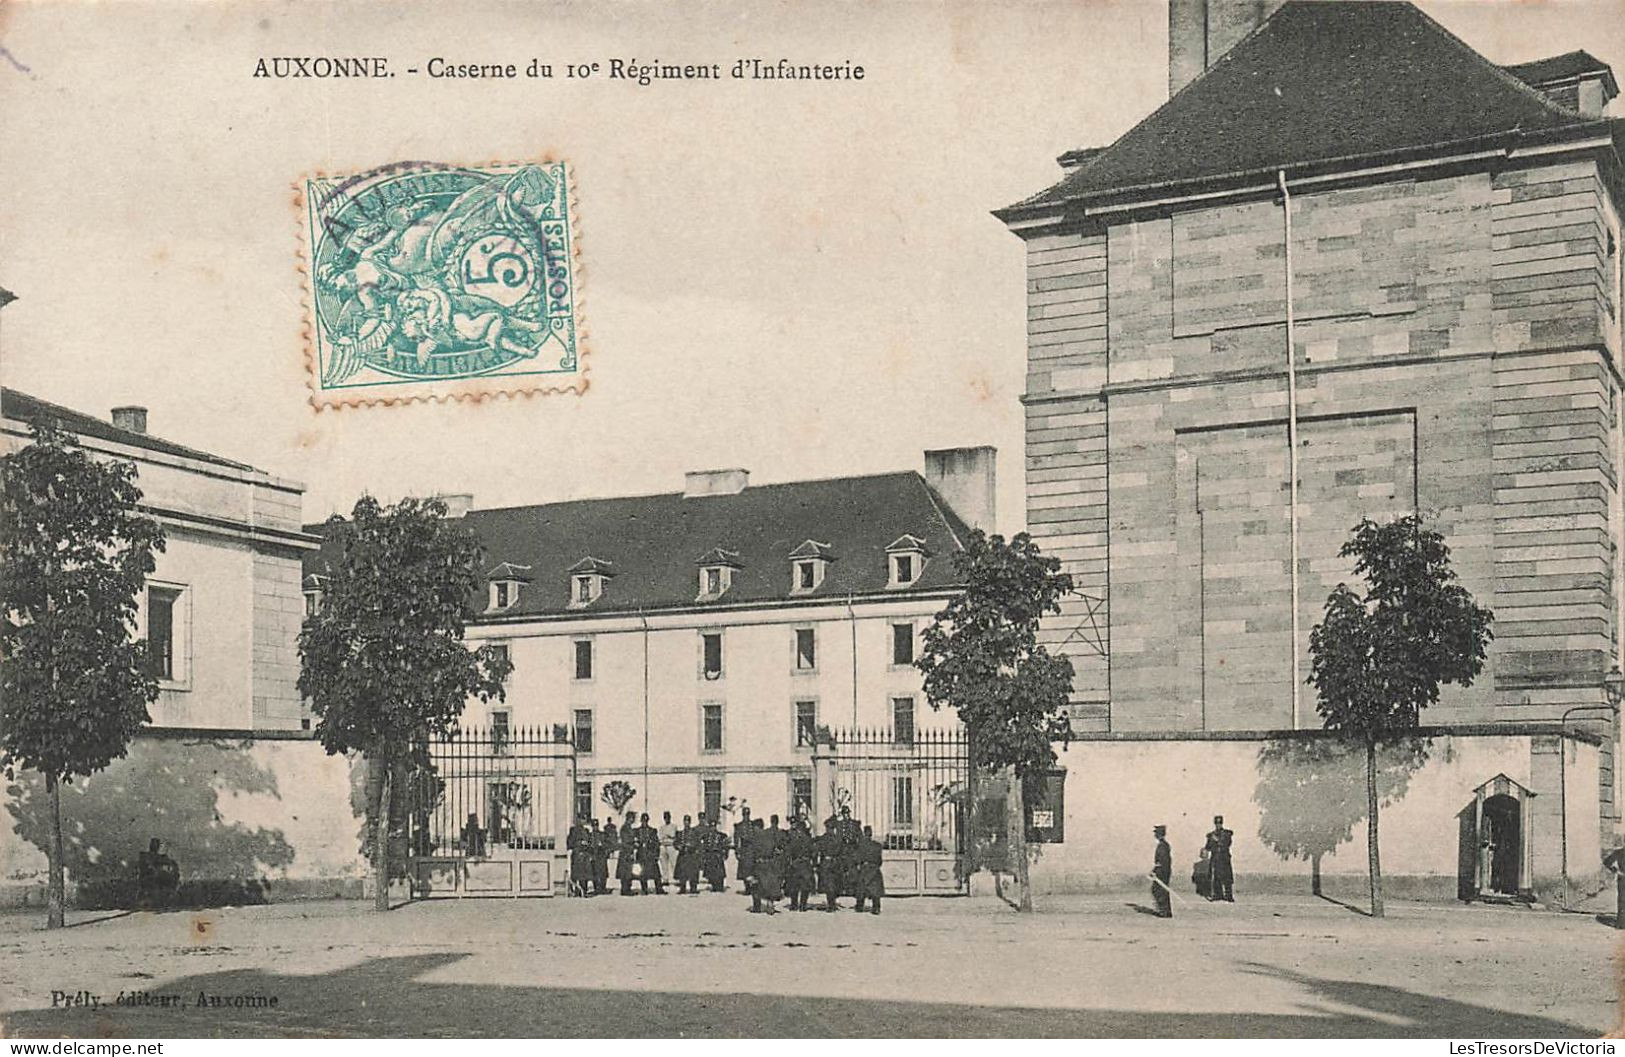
405,724,575,898
821,727,970,895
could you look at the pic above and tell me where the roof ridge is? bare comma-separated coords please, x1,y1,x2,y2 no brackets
461,468,927,517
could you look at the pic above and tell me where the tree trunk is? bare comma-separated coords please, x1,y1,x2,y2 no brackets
1011,771,1033,913
46,773,65,929
1366,739,1384,918
1311,852,1322,897
372,758,393,912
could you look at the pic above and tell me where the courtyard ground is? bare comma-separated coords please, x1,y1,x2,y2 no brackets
0,887,1617,1038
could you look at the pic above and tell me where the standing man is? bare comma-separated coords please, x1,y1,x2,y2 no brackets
701,816,730,892
750,816,785,914
733,807,755,895
674,815,701,894
596,817,615,896
566,816,592,897
784,816,816,911
659,810,680,892
1205,814,1234,902
618,812,639,895
852,825,884,915
636,812,666,895
815,817,844,911
1151,824,1173,918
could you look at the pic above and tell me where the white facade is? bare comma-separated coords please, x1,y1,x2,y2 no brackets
2,391,318,730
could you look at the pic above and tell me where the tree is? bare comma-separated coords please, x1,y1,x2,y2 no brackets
1307,515,1492,917
298,495,510,911
916,530,1074,912
0,424,166,928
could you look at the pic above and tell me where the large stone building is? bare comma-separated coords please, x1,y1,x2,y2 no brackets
995,1,1623,899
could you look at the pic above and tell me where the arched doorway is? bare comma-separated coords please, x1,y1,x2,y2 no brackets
1480,794,1521,896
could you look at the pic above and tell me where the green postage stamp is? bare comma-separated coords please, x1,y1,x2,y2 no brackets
299,161,583,407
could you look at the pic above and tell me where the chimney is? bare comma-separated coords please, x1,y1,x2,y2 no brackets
1168,0,1285,97
438,493,474,518
1057,147,1104,174
111,406,148,434
924,446,996,535
683,468,750,498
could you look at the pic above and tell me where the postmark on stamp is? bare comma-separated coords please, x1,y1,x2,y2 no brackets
298,161,584,407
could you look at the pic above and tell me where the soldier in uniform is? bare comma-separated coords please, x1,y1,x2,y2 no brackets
750,815,786,914
635,812,666,895
566,817,592,897
1204,815,1235,902
784,815,817,911
815,817,845,911
593,818,612,895
733,807,755,894
852,825,885,915
674,814,702,894
701,817,730,892
1151,824,1173,918
617,812,638,895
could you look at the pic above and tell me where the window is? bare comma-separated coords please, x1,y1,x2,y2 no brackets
891,774,915,829
792,776,813,820
696,549,741,600
566,558,614,608
701,632,723,679
705,567,723,596
795,627,816,671
885,536,929,589
892,696,915,745
574,639,593,680
304,590,321,617
488,642,511,683
576,576,594,603
892,623,914,665
573,708,594,754
794,699,818,747
893,554,914,585
490,709,511,755
574,781,594,823
702,703,724,752
787,542,833,594
798,561,816,590
146,586,181,682
493,581,513,609
703,779,724,823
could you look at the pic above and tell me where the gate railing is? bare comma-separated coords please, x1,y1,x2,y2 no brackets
817,727,968,856
405,724,575,864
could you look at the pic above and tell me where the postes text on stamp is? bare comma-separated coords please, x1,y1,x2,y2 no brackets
299,161,583,407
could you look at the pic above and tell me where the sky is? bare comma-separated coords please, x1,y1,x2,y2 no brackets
1,0,1621,529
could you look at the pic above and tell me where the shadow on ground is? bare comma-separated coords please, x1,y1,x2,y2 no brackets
1,952,1597,1038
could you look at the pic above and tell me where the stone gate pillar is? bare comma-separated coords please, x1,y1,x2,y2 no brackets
812,734,836,823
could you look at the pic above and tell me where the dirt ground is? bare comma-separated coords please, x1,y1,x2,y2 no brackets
0,887,1617,1038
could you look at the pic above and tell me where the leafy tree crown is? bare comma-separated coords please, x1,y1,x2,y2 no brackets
298,495,511,765
1,424,165,782
1307,515,1493,742
916,530,1075,784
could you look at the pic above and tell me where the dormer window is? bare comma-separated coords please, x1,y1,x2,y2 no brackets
788,540,834,595
696,548,742,601
566,557,615,609
302,573,329,617
486,562,532,612
885,535,930,589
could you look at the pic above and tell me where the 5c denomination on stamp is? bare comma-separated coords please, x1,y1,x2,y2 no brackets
297,160,584,408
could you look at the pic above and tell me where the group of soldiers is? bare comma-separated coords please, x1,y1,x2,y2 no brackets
565,805,886,914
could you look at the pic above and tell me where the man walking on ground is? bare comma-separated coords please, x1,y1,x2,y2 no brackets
1151,824,1173,918
1205,814,1234,902
852,825,884,915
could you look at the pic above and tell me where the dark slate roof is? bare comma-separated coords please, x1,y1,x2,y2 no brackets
305,471,972,619
999,1,1607,218
1503,50,1617,91
2,388,260,472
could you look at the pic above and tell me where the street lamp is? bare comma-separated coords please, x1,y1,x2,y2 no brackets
1604,665,1624,711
